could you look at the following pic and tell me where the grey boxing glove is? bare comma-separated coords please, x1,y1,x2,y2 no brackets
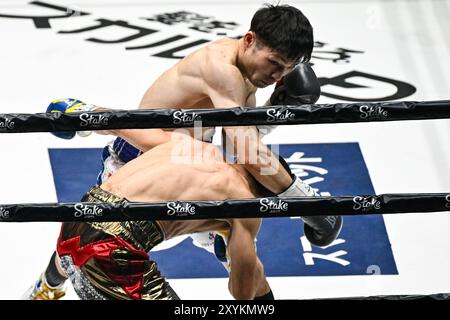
279,175,343,247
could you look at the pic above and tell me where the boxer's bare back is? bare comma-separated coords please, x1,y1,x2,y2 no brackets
101,135,263,239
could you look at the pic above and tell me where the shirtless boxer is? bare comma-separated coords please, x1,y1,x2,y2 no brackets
50,3,318,194
24,4,337,299
32,133,342,300
58,134,278,300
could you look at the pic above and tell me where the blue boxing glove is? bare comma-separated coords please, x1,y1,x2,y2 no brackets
46,98,98,139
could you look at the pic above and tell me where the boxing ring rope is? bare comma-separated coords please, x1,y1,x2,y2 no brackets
1,99,450,223
1,100,450,133
0,193,449,222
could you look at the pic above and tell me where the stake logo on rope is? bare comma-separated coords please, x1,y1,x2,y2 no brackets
79,113,109,127
173,111,202,124
266,108,295,122
353,196,382,211
359,105,388,120
259,198,289,213
0,118,14,130
167,201,196,216
74,203,104,218
0,207,10,220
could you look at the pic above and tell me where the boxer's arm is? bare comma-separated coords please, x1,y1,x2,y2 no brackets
107,128,172,151
111,96,178,151
96,101,173,151
246,91,256,107
227,219,260,300
206,65,292,193
254,258,272,299
222,126,291,192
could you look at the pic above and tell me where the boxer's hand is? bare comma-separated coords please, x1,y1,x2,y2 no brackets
46,98,99,139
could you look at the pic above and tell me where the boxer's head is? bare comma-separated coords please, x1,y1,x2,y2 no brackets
240,4,313,88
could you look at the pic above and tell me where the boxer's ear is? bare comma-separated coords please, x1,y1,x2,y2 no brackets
243,31,256,50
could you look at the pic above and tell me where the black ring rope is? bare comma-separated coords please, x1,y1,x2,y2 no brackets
1,193,448,222
0,100,449,133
